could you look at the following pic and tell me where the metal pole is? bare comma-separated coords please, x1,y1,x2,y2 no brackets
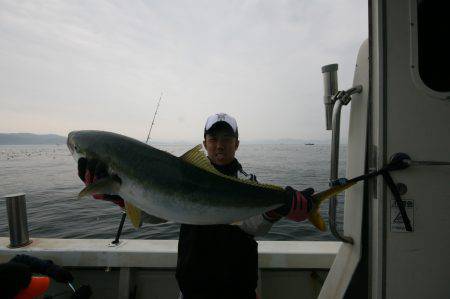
4,193,32,248
328,86,362,244
322,64,339,130
111,211,127,245
329,100,354,244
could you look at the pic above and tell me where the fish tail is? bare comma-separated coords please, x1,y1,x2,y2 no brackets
308,181,357,231
308,206,327,231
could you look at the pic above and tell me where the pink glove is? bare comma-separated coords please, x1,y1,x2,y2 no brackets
263,187,314,222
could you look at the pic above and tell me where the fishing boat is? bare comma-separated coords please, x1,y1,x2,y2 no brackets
1,1,449,298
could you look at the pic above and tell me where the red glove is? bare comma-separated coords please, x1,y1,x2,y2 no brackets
78,158,125,208
264,187,314,222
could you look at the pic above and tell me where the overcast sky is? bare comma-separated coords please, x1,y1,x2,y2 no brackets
0,0,367,142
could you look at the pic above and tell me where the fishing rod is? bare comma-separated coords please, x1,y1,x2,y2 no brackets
111,92,164,245
145,92,163,144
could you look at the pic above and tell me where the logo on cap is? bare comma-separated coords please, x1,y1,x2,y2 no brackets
216,113,227,121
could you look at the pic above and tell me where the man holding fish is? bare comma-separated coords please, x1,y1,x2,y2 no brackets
72,113,317,299
175,113,315,299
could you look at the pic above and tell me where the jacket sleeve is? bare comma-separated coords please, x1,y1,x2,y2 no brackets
9,254,56,275
238,214,275,236
235,170,277,236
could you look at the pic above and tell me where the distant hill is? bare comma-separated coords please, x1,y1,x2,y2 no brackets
0,133,66,145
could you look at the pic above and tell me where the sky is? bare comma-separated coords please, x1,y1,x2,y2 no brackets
0,0,367,142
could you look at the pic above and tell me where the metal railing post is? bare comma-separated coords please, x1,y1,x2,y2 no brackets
3,193,32,248
328,85,362,244
329,100,354,244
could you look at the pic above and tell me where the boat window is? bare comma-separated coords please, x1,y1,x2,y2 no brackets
417,1,450,92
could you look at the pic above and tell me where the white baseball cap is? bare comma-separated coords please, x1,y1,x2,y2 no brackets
204,113,238,137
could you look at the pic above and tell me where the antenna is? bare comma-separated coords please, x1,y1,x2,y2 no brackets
145,92,163,144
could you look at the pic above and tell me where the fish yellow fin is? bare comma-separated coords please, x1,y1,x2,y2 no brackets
308,208,326,231
307,181,357,231
230,220,243,226
125,202,142,228
180,145,284,191
180,145,224,176
78,177,120,199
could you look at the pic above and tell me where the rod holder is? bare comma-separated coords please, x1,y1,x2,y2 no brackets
322,63,339,130
328,85,362,244
4,193,32,248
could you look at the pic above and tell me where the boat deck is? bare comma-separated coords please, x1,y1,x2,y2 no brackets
0,238,340,298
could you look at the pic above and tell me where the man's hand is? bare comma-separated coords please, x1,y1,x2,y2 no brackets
78,157,125,208
263,187,314,222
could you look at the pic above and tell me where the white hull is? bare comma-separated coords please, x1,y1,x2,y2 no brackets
0,238,340,299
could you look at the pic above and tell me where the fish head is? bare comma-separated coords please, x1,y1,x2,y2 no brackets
67,131,89,162
67,130,120,174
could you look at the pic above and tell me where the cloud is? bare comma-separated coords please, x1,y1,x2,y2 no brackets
0,0,367,141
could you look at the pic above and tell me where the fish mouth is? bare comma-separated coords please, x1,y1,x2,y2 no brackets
67,132,75,154
67,131,84,160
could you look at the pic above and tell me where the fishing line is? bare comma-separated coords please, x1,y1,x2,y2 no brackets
145,92,163,144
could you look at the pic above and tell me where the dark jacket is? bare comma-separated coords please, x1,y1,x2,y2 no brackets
176,159,258,299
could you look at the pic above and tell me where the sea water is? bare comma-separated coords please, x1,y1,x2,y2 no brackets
0,143,346,241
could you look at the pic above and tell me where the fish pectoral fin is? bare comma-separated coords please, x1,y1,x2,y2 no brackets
141,212,167,224
179,145,223,176
125,202,143,228
78,177,121,199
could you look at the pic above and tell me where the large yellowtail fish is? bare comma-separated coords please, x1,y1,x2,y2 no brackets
67,131,355,231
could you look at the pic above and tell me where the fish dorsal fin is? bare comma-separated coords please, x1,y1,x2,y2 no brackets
180,144,223,176
125,201,142,228
180,145,284,192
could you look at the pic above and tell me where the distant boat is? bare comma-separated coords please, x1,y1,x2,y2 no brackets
305,143,315,145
